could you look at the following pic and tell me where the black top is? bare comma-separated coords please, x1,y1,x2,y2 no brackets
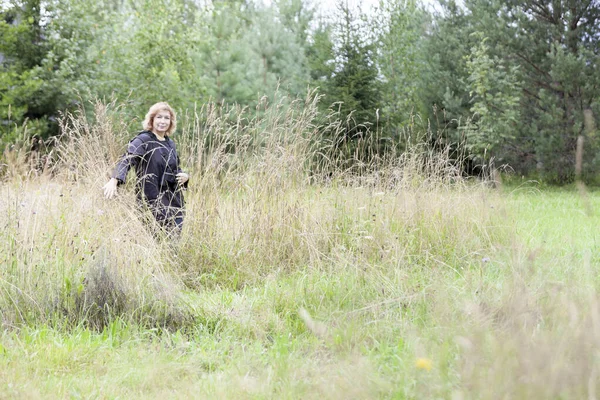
112,130,187,206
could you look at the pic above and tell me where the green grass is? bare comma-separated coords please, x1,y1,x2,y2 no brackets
2,187,599,398
508,186,600,249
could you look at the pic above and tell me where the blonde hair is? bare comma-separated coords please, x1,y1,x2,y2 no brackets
142,102,177,136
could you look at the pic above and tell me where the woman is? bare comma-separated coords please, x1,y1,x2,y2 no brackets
103,102,189,232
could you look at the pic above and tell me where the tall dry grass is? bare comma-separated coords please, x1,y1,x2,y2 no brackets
0,101,191,330
166,93,498,288
1,93,495,329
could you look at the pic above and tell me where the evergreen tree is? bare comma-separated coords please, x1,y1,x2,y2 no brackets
464,34,522,163
372,0,429,140
244,6,309,98
425,0,600,181
192,0,260,105
504,0,600,182
423,1,476,137
275,0,314,49
308,1,381,157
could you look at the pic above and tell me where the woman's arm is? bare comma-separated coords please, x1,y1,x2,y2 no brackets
103,135,147,198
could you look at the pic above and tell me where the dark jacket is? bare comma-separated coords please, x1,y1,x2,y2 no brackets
113,130,187,225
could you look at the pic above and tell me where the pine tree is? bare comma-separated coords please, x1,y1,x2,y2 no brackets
505,0,600,182
464,34,521,162
425,0,600,182
308,1,381,158
372,0,429,140
244,6,309,98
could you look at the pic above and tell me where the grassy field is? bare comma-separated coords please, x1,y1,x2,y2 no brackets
1,100,599,399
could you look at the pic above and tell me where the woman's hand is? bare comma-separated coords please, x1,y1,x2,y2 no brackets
103,178,118,199
176,172,189,186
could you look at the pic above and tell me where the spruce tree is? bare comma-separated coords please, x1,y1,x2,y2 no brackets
308,1,381,159
372,0,429,141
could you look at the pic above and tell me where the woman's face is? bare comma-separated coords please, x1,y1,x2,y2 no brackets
152,110,171,134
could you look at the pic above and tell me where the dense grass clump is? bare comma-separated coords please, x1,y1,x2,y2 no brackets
1,96,599,398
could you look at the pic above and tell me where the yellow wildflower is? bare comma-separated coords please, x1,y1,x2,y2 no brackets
415,357,433,371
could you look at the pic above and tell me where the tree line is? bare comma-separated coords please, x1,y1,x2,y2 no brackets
1,0,599,183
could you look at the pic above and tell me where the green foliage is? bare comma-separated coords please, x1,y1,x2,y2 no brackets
2,0,600,183
307,1,381,160
247,7,309,96
504,0,600,183
421,1,473,130
372,0,429,138
0,0,314,146
275,0,314,47
190,2,253,104
426,0,600,182
189,1,311,109
0,0,110,142
0,1,51,141
87,0,204,118
464,34,521,161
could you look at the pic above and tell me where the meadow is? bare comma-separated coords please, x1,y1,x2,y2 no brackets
1,98,599,399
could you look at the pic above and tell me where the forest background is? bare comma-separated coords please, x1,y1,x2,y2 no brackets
2,0,599,184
